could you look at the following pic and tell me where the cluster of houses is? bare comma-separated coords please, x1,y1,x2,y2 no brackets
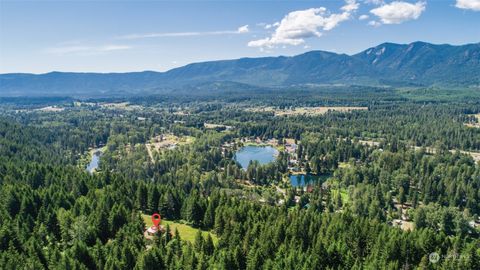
152,135,178,150
285,142,299,171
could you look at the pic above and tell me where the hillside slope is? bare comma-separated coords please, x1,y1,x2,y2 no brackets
1,41,479,97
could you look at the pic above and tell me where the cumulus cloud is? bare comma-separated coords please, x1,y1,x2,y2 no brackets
248,0,359,48
456,0,480,11
342,0,360,11
46,44,131,55
370,1,426,24
237,25,249,33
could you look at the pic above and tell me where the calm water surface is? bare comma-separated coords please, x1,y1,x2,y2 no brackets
234,145,278,169
86,150,102,173
289,174,330,187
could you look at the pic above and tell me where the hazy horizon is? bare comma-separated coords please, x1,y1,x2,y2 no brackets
1,0,479,74
2,40,479,75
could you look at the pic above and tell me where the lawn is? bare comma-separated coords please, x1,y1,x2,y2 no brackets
331,188,349,204
142,214,218,244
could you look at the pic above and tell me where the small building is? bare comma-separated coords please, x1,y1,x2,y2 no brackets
146,226,158,236
145,225,165,236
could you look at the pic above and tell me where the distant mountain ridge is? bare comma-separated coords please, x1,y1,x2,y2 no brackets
1,41,479,97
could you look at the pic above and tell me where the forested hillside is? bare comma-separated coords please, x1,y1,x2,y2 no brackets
1,93,479,269
1,42,479,97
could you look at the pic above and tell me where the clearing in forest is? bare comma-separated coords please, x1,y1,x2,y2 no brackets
145,134,194,162
35,106,65,112
464,114,480,128
142,214,218,244
99,102,143,111
247,106,368,116
204,123,234,130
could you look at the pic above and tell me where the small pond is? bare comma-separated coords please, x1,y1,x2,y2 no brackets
234,145,278,169
289,173,330,187
86,150,103,173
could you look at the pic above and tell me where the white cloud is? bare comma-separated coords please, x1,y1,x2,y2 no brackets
370,1,426,24
120,25,250,40
101,45,131,51
46,44,131,55
368,20,382,27
359,14,370,20
364,0,384,5
248,0,359,48
342,0,360,11
456,0,480,11
237,25,249,33
264,22,280,29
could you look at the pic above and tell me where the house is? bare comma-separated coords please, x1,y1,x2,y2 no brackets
145,225,166,236
146,226,159,236
285,143,297,154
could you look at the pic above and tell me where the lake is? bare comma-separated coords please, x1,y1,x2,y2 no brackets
86,150,103,173
290,174,329,187
234,145,278,169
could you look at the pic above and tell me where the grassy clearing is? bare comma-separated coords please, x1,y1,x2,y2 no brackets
338,162,351,169
331,188,349,204
142,214,218,244
35,106,65,112
99,102,143,111
204,123,233,130
464,114,480,128
247,106,368,116
145,134,195,162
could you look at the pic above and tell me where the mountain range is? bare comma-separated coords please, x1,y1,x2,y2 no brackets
1,41,479,97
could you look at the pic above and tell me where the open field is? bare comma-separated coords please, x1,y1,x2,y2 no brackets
146,134,194,161
413,146,480,163
338,162,351,169
464,114,480,128
358,139,381,147
247,106,368,116
354,138,479,163
100,102,143,111
35,106,65,112
204,123,234,130
392,219,414,231
331,188,349,204
142,214,218,244
459,150,480,163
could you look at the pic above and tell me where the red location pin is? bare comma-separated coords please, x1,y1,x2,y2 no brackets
151,213,161,228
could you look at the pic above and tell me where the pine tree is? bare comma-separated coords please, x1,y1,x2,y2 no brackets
194,230,204,252
203,234,215,256
147,186,160,214
136,184,148,211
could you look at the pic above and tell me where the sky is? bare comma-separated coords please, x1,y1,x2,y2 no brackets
0,0,479,74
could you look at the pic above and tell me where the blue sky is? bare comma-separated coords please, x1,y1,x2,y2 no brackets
0,0,479,73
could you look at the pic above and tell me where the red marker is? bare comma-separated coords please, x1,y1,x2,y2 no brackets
151,213,161,228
